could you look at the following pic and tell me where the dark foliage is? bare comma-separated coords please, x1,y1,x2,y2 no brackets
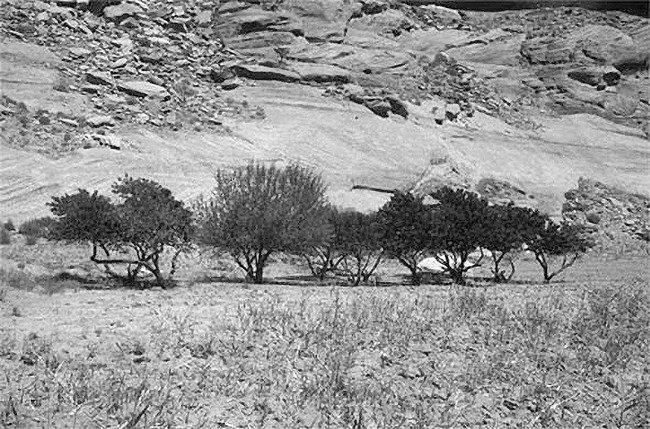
301,206,343,281
378,192,433,285
3,219,15,232
482,203,545,283
526,217,594,283
195,163,331,284
48,176,193,287
334,210,384,286
18,217,57,239
429,187,491,284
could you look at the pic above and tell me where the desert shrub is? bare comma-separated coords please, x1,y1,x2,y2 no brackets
3,219,15,231
0,228,10,245
378,192,434,285
195,163,331,283
24,235,37,246
19,217,56,238
428,187,491,284
526,217,594,283
482,203,544,283
48,176,193,287
0,268,37,291
334,210,384,286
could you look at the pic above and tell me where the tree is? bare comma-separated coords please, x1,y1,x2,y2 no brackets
482,203,544,283
526,218,593,283
429,187,491,285
301,206,344,281
378,192,433,285
335,210,384,286
48,176,193,287
195,163,331,283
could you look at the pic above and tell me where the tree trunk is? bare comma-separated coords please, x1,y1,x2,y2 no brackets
450,269,466,285
409,266,421,285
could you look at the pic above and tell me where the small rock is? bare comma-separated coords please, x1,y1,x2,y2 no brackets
68,47,91,58
587,211,602,225
59,118,79,127
117,81,170,99
110,58,128,68
147,76,165,86
221,78,242,90
81,84,101,94
86,71,113,86
445,103,461,120
104,3,142,22
365,99,391,118
86,115,114,127
386,96,408,118
210,67,235,83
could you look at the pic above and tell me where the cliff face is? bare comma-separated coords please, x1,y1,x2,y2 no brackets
0,0,648,226
403,1,649,16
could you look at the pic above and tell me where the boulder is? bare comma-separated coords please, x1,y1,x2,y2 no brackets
86,115,114,127
386,96,408,118
365,99,391,117
283,0,357,43
210,67,235,83
291,62,351,83
117,81,170,99
103,3,142,22
445,103,461,120
232,64,301,82
85,71,113,86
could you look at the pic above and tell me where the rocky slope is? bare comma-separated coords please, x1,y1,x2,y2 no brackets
0,0,648,242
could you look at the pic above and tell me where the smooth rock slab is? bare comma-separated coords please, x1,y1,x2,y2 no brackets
291,62,351,83
117,81,170,99
232,64,300,82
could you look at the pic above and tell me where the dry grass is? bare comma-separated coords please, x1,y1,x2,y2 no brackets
0,241,648,428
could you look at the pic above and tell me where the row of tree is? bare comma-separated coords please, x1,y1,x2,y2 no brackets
47,164,593,287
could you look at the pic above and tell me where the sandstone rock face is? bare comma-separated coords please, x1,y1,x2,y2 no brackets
290,62,351,83
0,0,648,230
232,64,301,82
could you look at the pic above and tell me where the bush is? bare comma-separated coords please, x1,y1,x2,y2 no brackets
378,192,433,285
428,187,491,284
19,217,56,238
334,210,384,286
48,176,193,287
195,163,331,284
3,219,15,231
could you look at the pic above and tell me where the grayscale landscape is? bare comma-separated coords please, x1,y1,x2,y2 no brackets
1,0,648,427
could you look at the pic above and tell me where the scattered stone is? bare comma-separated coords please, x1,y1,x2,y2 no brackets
68,47,91,58
117,81,170,99
445,103,461,120
86,115,114,127
110,58,128,68
210,67,235,83
104,3,142,22
58,117,79,127
365,98,391,117
86,71,113,86
221,78,242,90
